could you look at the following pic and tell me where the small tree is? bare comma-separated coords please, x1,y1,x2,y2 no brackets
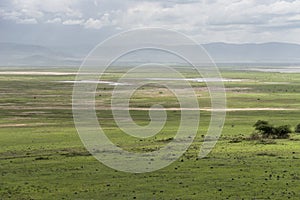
295,123,300,133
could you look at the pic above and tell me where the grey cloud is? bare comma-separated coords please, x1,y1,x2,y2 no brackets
1,0,300,45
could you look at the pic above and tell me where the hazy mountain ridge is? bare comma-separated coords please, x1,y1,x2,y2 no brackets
1,42,300,66
0,42,81,66
203,42,300,63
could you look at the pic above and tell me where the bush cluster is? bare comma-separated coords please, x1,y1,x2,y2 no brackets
253,120,292,139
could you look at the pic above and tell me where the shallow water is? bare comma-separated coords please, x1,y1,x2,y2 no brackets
59,78,242,86
249,67,300,73
143,78,242,82
0,71,80,75
59,80,129,86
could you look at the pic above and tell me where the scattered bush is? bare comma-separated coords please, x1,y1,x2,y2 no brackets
256,139,277,145
229,137,242,143
249,132,260,140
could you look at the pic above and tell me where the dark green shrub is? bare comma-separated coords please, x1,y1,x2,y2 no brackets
253,120,274,138
273,125,291,139
253,120,291,139
295,123,300,133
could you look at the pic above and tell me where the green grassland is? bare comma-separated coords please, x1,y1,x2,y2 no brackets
1,67,300,199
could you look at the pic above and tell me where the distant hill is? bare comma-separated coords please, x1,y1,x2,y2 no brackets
203,42,300,63
0,42,81,66
1,42,300,66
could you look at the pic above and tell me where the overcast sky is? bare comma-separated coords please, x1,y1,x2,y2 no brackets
1,0,300,46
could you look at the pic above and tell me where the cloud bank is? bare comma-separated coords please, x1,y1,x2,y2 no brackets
1,0,300,44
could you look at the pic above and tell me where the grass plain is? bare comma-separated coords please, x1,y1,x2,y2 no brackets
1,67,300,199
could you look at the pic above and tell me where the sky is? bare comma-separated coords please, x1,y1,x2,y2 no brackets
1,0,300,46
